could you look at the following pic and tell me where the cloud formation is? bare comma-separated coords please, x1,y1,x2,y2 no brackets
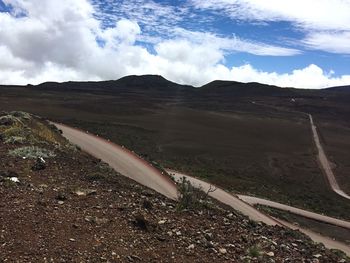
0,0,349,89
190,0,350,54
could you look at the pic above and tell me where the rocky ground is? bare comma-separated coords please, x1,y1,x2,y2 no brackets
0,111,348,262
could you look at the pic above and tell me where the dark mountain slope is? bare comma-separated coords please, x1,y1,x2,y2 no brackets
31,75,195,96
200,80,298,97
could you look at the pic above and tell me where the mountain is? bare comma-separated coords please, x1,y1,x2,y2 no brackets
31,75,195,95
200,80,298,97
324,85,350,92
2,75,348,101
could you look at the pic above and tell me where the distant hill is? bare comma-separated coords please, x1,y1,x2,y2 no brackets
199,80,298,97
325,85,350,92
32,75,194,95
1,75,349,100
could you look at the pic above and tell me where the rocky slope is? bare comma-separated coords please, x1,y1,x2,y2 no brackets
0,111,348,262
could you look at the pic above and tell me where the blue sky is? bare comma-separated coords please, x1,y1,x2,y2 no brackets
0,0,350,88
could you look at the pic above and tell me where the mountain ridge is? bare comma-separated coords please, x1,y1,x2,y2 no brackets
1,74,348,93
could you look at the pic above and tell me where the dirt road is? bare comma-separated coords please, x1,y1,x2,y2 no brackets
253,102,350,199
54,122,350,255
167,170,350,255
309,114,350,200
239,195,350,230
167,170,279,226
53,123,178,200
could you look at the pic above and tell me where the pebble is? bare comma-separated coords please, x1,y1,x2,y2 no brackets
219,248,227,254
188,244,195,250
266,251,274,257
204,232,213,241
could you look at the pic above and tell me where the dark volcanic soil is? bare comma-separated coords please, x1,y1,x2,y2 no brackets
0,77,349,219
0,112,348,262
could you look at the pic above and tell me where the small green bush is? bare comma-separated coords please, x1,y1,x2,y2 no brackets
9,146,56,159
247,245,262,258
177,177,203,210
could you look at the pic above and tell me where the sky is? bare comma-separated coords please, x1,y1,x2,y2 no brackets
0,0,350,89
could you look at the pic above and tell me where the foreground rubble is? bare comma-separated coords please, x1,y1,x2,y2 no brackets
0,112,348,262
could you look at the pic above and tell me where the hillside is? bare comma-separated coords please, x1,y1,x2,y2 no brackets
0,111,349,262
0,76,350,222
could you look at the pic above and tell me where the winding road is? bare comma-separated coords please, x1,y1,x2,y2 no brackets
53,122,350,255
166,170,350,255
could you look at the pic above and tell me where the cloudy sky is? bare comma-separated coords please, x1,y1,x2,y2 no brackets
0,0,350,88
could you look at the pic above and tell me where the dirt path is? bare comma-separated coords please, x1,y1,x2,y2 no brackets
53,123,178,200
167,170,279,226
309,114,350,200
253,101,350,199
167,170,350,256
238,195,350,230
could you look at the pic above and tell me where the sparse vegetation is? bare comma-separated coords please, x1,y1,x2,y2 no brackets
0,77,350,221
0,111,65,147
10,111,32,120
176,177,216,210
9,146,56,159
177,176,203,210
0,109,349,261
247,245,262,258
4,136,26,144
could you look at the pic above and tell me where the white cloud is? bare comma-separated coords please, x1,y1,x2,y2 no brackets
190,0,350,31
0,0,349,89
90,0,187,33
227,64,350,89
303,31,350,54
190,0,350,55
102,19,141,47
171,28,300,56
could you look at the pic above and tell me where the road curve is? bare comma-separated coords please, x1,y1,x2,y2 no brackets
53,122,178,200
238,195,350,230
167,170,350,255
53,122,350,255
167,170,280,226
309,114,350,200
54,122,279,225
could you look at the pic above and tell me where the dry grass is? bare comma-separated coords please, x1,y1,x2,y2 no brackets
9,146,56,159
0,111,65,146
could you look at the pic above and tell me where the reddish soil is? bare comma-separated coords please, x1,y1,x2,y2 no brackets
0,113,348,262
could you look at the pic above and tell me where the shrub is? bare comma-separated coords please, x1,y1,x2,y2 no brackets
2,126,27,138
0,115,17,126
4,136,26,144
248,245,262,258
10,111,32,120
9,146,56,159
177,176,203,210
